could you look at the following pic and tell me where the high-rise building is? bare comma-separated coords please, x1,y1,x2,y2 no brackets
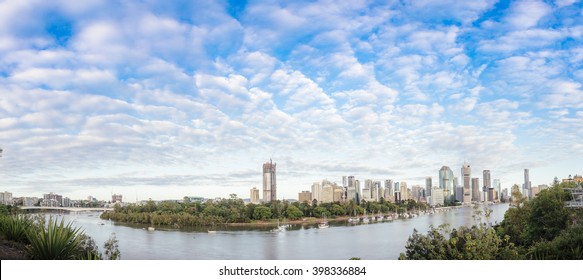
384,179,394,201
0,191,13,205
373,181,382,202
354,180,361,203
472,177,480,202
311,182,321,202
250,187,260,204
400,182,409,200
425,177,432,197
461,162,472,204
439,166,455,203
362,187,371,201
430,187,444,207
493,179,501,201
321,181,334,203
262,159,277,203
524,169,532,199
112,194,123,203
347,176,355,188
483,170,491,202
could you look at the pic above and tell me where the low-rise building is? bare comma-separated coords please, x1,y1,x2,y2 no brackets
298,191,312,203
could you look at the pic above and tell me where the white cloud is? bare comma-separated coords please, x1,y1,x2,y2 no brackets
504,0,552,30
478,29,565,52
268,69,335,111
554,0,578,8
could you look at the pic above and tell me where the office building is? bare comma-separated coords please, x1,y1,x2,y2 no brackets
439,166,455,203
311,182,321,202
425,177,432,198
493,179,501,201
0,191,13,205
472,177,480,202
430,187,444,206
483,170,491,202
298,191,312,203
461,163,472,204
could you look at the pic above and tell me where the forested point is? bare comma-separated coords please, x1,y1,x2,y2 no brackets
99,196,429,227
399,181,583,260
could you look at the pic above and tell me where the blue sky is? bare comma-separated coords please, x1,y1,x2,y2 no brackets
0,0,582,201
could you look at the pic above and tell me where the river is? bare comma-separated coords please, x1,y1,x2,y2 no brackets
56,203,509,260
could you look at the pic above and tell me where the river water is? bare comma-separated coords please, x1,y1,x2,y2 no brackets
56,203,509,260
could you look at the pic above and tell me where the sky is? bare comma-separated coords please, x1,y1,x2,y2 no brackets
0,0,582,201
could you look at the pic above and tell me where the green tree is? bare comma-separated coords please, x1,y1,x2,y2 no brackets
253,206,272,221
285,205,303,220
313,206,329,218
527,224,583,260
400,224,520,260
330,204,345,217
525,185,571,243
103,233,121,260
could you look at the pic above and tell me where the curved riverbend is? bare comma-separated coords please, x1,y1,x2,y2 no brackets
57,203,509,260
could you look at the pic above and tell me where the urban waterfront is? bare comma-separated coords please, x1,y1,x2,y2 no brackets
56,203,509,260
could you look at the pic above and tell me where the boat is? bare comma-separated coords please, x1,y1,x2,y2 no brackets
270,220,286,233
318,214,329,229
207,230,217,234
147,227,155,231
362,210,370,224
348,210,358,223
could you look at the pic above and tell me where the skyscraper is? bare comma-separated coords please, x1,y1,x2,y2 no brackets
472,177,480,202
439,166,455,203
483,170,492,202
262,159,276,203
311,182,321,202
425,177,432,198
524,169,531,199
493,179,501,201
461,162,472,204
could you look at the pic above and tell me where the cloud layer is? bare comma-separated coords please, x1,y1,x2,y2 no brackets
1,0,582,200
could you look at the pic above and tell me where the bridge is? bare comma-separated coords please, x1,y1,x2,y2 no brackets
20,206,111,212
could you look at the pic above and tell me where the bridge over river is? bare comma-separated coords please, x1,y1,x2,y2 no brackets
20,206,111,213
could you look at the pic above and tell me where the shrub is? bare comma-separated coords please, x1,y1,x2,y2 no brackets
26,217,84,260
0,215,33,243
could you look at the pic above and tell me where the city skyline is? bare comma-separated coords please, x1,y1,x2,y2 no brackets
0,160,573,202
1,1,582,200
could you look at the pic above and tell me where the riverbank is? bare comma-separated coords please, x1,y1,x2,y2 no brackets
225,216,351,227
0,237,27,260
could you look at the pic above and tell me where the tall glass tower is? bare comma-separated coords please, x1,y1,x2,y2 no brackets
439,166,454,203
